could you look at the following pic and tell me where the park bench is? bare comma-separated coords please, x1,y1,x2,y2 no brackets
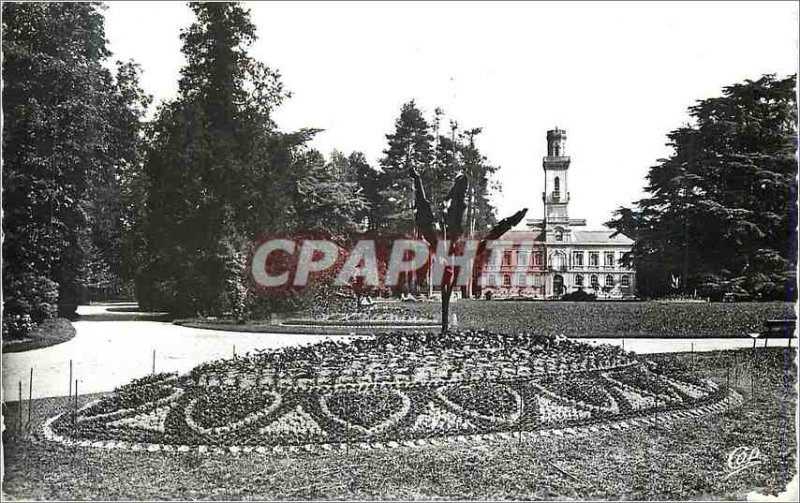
760,318,797,338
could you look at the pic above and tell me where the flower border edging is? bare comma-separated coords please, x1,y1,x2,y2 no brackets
42,388,742,455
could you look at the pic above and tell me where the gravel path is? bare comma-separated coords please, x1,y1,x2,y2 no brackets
2,303,350,400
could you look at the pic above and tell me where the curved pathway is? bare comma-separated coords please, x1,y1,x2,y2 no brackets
2,303,765,401
2,303,350,400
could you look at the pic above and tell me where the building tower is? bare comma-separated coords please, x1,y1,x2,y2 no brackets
542,128,571,242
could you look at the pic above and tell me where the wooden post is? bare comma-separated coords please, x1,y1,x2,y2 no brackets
18,381,22,435
68,359,73,400
750,339,757,403
74,379,78,421
28,367,33,426
152,349,156,375
233,345,236,358
653,366,661,431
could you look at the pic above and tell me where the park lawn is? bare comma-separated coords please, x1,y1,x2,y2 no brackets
2,348,795,501
2,318,76,354
177,300,795,338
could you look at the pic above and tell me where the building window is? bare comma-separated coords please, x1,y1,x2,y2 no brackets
518,250,528,267
503,274,511,287
503,251,513,266
604,251,615,267
589,252,599,267
621,275,630,287
605,275,614,287
553,177,560,200
572,251,584,266
575,274,584,287
517,274,526,286
551,252,566,270
590,274,599,289
533,251,543,266
555,229,564,242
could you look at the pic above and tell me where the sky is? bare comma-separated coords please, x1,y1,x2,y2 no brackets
103,1,799,230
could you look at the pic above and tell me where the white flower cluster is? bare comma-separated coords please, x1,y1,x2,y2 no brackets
259,406,327,439
410,401,476,433
108,406,171,432
78,387,184,424
662,377,709,400
530,382,619,414
536,395,591,424
614,387,658,410
602,373,682,405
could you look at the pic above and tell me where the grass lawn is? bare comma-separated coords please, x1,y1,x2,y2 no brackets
2,348,795,500
2,318,76,354
177,300,795,337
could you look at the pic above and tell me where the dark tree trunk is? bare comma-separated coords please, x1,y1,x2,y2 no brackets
441,265,454,333
441,284,451,333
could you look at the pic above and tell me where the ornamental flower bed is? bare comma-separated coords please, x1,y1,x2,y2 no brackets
49,331,736,448
282,304,439,327
435,383,522,424
320,388,411,436
533,376,619,413
185,387,282,436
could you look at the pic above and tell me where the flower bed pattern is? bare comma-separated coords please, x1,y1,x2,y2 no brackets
282,305,439,328
47,331,740,449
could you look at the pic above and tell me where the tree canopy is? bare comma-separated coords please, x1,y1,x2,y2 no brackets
2,2,148,336
607,74,797,300
137,2,366,316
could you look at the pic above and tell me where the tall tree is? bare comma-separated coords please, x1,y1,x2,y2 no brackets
459,127,499,234
139,2,294,315
607,74,797,300
293,148,368,239
2,2,146,335
88,61,151,300
378,100,434,233
138,3,362,316
347,151,383,232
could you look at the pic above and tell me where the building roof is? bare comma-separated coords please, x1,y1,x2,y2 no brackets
495,228,634,245
572,230,634,245
494,230,543,242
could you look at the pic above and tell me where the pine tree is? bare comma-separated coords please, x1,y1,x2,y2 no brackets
139,2,292,315
607,74,797,300
378,100,434,234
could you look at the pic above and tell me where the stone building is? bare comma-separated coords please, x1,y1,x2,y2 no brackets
479,128,636,299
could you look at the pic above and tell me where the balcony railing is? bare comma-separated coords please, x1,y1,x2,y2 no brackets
543,191,570,203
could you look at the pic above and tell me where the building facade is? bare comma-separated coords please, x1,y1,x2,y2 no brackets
479,128,636,299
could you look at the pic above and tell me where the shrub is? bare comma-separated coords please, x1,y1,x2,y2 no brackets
561,289,597,302
2,273,59,338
